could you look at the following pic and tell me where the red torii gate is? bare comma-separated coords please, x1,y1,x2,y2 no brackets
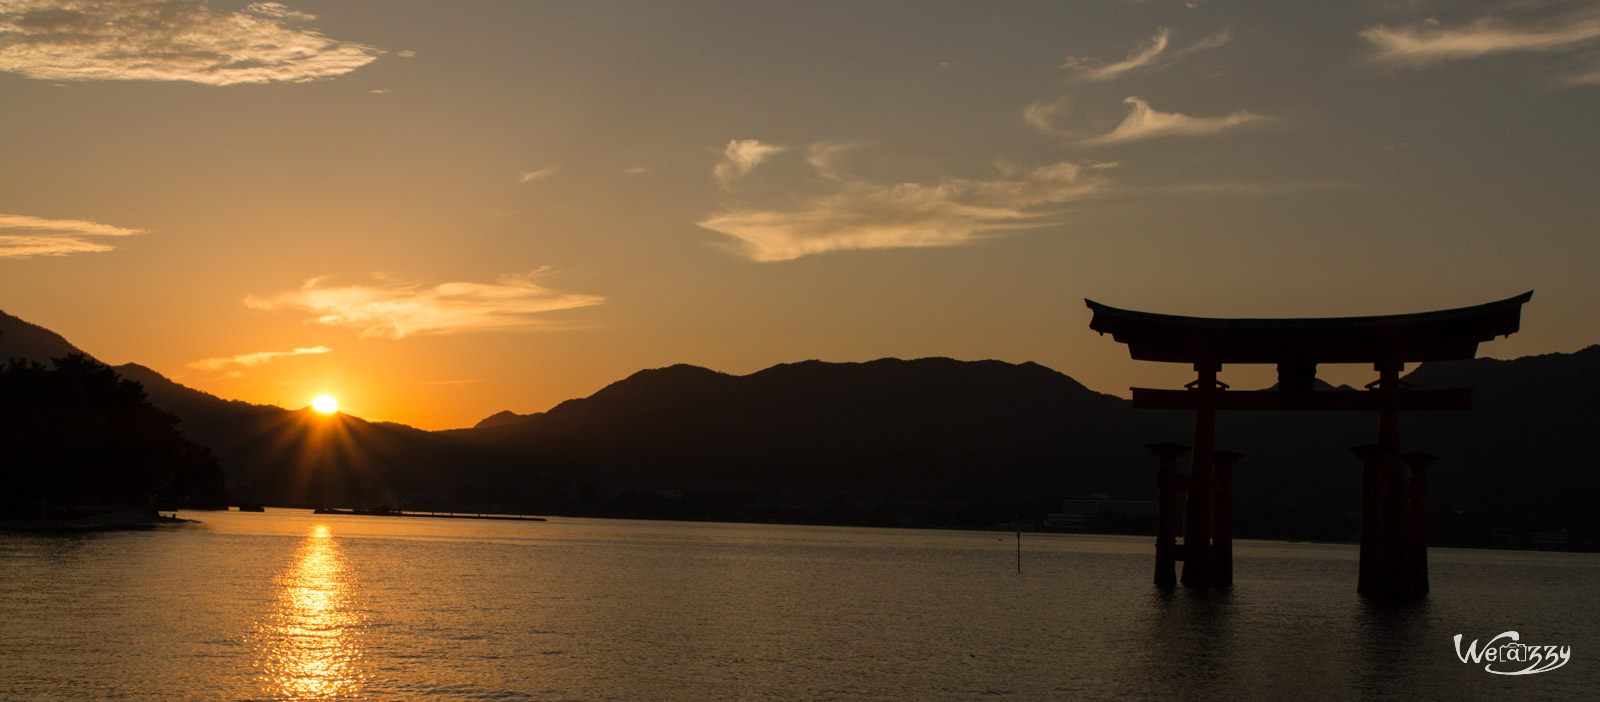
1087,291,1532,598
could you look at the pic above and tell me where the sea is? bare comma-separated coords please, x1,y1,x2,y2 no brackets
1,509,1595,701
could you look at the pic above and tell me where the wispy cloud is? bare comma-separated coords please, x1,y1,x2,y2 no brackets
713,139,786,187
0,212,146,259
1183,27,1233,55
1023,97,1073,137
1062,27,1230,82
0,213,143,237
623,165,648,175
245,270,605,340
1362,8,1600,66
804,141,864,177
516,166,560,183
1568,59,1600,84
698,148,1102,262
189,346,332,372
0,0,382,85
1068,28,1170,81
1084,96,1266,145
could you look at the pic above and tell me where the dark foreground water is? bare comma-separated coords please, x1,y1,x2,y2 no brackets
1,510,1595,701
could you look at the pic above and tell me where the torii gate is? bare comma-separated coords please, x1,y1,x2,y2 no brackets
1086,291,1532,598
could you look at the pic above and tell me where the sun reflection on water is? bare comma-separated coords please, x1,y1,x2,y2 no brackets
255,523,366,699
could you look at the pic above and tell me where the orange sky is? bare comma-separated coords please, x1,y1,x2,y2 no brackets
2,1,1596,429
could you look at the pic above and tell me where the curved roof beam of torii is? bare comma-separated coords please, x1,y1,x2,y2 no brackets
1086,291,1533,365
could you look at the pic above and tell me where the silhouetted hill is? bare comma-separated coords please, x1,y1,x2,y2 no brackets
1404,346,1600,534
0,310,85,363
5,309,1597,541
2,311,460,508
473,409,538,429
453,358,1177,501
1,353,226,518
1188,348,1600,544
111,363,476,508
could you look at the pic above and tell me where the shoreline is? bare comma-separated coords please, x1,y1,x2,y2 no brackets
0,510,197,532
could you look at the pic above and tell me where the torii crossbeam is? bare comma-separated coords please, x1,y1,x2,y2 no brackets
1087,291,1532,598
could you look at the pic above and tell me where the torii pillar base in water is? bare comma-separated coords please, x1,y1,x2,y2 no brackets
1211,450,1244,587
1148,442,1189,588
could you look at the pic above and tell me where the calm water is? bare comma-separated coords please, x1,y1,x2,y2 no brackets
1,510,1595,701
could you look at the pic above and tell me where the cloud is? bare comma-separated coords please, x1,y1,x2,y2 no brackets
245,270,605,339
0,1,382,85
0,212,146,259
697,150,1102,262
804,141,863,177
1568,60,1600,84
1063,27,1230,82
516,166,560,183
0,235,114,257
623,165,648,175
1362,9,1600,66
1070,28,1170,81
1023,97,1073,137
1182,27,1233,55
713,139,786,186
0,213,144,237
1084,96,1266,145
188,346,332,372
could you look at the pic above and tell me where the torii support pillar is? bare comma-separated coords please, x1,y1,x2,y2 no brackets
1212,450,1244,587
1147,442,1190,587
1351,444,1393,596
1404,452,1437,596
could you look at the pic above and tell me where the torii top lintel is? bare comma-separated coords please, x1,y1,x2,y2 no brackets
1086,291,1532,365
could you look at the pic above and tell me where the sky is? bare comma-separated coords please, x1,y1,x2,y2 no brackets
1,0,1596,430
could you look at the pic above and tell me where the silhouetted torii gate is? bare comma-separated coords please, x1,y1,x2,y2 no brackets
1086,291,1532,598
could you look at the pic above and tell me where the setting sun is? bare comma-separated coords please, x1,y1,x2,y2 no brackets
311,395,338,414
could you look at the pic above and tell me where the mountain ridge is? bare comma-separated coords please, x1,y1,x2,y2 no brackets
3,309,1595,544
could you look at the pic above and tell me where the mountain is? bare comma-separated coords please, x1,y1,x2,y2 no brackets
451,358,1177,501
1172,348,1600,544
112,362,463,507
0,310,85,363
473,409,538,429
1404,346,1600,527
0,311,461,508
3,309,1595,543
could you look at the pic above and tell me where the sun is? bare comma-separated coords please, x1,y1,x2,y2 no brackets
311,395,339,414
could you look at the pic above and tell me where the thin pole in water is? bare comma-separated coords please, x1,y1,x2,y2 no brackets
1016,531,1021,573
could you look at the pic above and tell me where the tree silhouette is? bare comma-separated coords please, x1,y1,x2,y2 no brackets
0,352,227,519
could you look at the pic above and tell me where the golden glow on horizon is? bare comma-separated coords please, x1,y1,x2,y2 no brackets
312,395,339,414
0,2,1583,432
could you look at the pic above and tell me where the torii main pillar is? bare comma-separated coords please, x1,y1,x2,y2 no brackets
1180,363,1219,587
1087,291,1531,596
